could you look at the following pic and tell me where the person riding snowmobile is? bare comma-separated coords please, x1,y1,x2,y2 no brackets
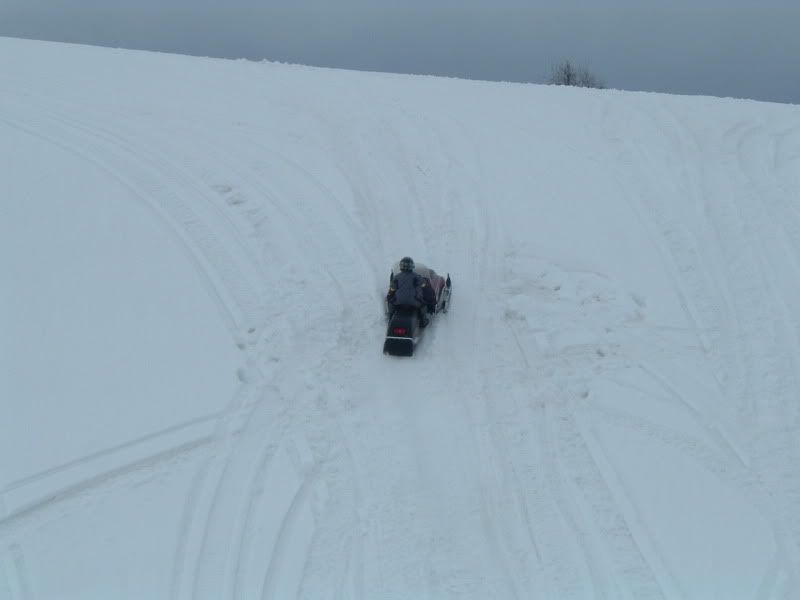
387,256,430,327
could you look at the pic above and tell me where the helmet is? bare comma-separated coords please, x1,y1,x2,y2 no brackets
399,256,415,272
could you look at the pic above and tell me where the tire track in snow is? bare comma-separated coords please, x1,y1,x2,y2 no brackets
719,117,800,586
229,436,285,600
0,95,279,600
601,99,800,593
269,253,387,598
464,115,627,597
39,135,260,597
452,323,537,591
258,462,322,600
449,372,525,599
550,401,667,600
138,112,388,598
322,144,510,591
266,105,478,596
717,120,797,423
584,398,800,594
222,390,323,599
653,113,771,428
507,100,741,597
771,123,800,192
601,102,751,460
0,497,31,600
579,426,690,600
584,399,785,513
427,117,535,597
35,107,268,326
221,355,358,599
619,104,757,422
256,392,364,600
170,377,276,600
600,100,723,368
0,411,224,498
144,125,373,597
111,126,345,600
0,97,262,329
608,363,748,467
729,121,800,397
0,437,212,541
183,394,284,599
418,114,607,597
0,545,31,600
202,144,376,588
536,399,614,600
486,306,625,598
0,108,254,502
662,109,800,487
692,115,800,587
18,102,328,600
486,390,594,599
299,337,370,600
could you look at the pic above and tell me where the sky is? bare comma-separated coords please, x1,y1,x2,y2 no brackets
1,0,798,104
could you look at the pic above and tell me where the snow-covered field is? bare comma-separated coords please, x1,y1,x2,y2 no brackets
2,36,800,599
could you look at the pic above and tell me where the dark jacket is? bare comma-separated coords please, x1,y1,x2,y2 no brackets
388,271,425,307
420,278,436,307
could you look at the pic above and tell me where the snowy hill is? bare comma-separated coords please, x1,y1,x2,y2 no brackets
2,36,800,599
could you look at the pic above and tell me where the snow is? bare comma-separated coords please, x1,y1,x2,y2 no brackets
2,35,800,599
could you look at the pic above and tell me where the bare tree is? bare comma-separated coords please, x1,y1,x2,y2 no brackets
549,60,605,89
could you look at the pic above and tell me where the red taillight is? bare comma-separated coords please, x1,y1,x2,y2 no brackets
392,327,408,336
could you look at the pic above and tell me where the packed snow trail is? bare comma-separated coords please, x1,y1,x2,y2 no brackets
2,37,800,599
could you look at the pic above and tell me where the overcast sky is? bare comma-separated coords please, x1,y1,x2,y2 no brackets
2,1,798,104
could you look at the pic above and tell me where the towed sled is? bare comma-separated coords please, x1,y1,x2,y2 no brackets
383,263,451,356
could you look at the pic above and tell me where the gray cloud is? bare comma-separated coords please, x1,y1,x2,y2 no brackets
1,2,798,104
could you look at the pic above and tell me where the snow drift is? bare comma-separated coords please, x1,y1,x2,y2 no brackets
2,36,800,599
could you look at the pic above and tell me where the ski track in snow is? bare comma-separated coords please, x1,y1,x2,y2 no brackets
3,40,800,598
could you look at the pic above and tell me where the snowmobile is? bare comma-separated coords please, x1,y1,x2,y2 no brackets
383,263,451,356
